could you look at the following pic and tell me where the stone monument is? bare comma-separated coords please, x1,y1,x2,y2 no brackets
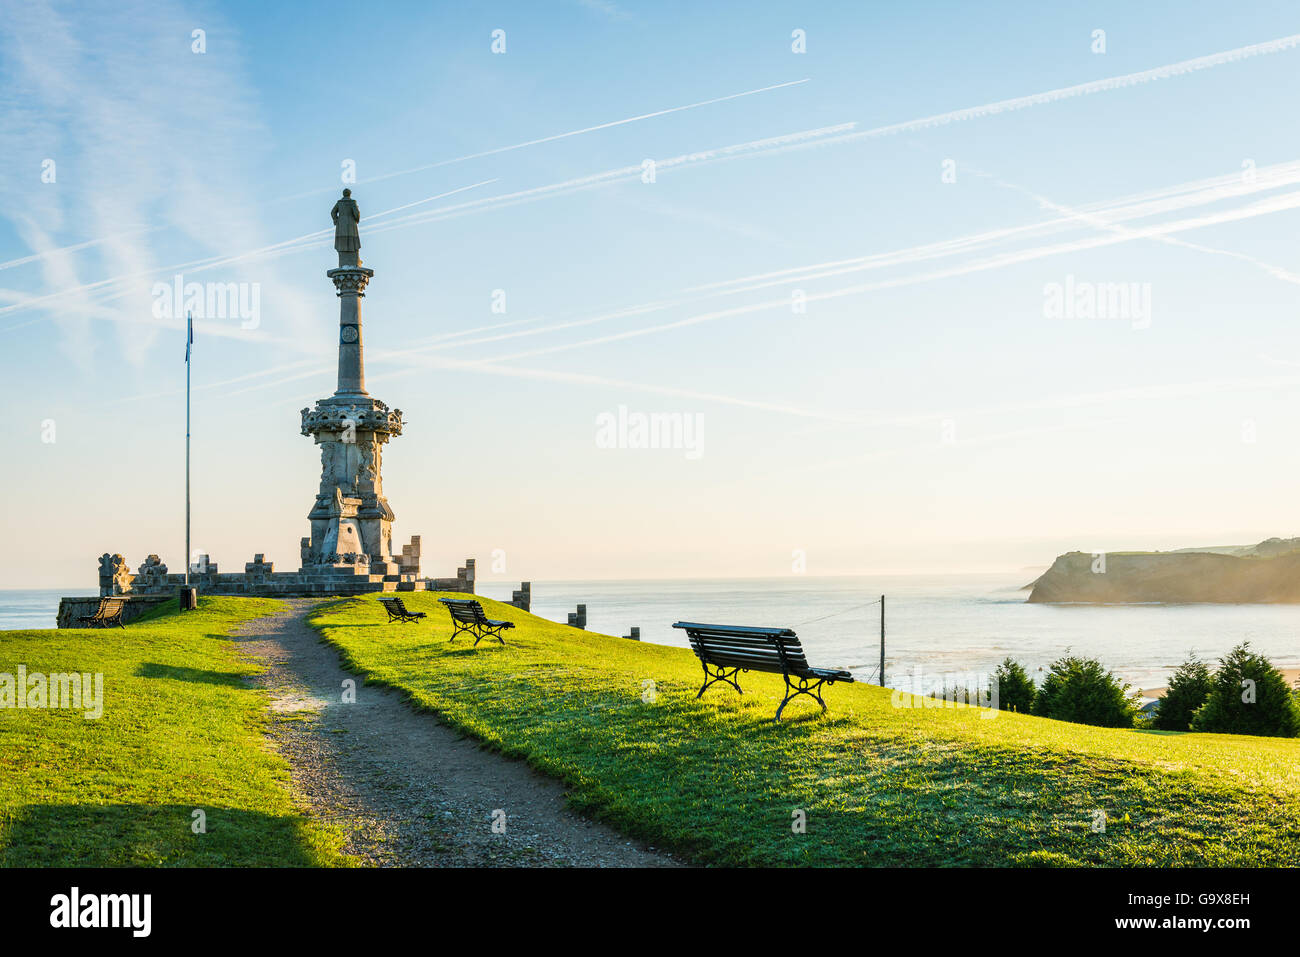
57,188,481,627
301,191,403,576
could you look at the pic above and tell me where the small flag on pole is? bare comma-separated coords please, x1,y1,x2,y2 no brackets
185,311,193,361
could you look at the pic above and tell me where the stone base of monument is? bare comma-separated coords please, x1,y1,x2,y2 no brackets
55,554,479,627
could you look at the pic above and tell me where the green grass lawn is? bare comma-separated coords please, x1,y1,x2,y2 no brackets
0,597,347,866
311,592,1300,866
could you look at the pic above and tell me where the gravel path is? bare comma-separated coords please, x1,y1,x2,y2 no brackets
233,600,678,867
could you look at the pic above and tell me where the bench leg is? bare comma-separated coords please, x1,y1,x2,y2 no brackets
449,621,473,642
774,675,828,722
697,661,743,698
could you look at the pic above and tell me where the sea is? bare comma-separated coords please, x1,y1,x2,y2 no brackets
7,574,1300,696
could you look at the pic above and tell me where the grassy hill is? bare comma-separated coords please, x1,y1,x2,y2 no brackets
5,594,1297,867
0,597,347,866
311,592,1300,866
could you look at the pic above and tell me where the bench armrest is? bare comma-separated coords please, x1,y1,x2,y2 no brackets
806,668,854,682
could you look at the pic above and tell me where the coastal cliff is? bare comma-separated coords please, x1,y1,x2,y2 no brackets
1027,539,1300,603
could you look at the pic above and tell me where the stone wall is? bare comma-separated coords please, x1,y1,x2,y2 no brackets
425,558,474,593
567,603,587,630
397,536,421,578
57,595,173,629
60,551,478,626
508,581,531,612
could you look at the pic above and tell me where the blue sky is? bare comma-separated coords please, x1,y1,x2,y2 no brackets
5,0,1300,588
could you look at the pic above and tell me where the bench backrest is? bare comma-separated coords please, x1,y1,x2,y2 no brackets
379,597,401,610
439,598,482,624
671,622,810,676
390,597,414,613
91,598,125,618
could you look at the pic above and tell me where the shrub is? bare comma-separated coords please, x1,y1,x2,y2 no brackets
1031,653,1140,728
928,684,988,707
993,658,1036,713
1190,643,1299,738
1151,655,1214,732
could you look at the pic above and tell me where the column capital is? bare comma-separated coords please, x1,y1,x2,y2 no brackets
326,265,374,297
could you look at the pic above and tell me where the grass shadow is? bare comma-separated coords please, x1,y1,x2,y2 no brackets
136,662,248,687
0,803,326,867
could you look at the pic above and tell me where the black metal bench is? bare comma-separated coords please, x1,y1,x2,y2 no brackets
78,597,128,629
439,598,514,646
672,621,854,721
379,596,426,623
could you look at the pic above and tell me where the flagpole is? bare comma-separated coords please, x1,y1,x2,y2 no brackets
185,311,191,592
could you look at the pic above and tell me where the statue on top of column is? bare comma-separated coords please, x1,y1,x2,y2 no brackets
331,188,361,266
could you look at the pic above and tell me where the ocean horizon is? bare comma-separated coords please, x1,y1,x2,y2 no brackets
9,573,1300,696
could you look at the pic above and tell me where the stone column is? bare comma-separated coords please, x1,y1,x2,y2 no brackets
326,265,374,398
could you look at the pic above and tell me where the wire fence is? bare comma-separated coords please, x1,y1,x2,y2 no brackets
792,596,886,686
794,597,882,626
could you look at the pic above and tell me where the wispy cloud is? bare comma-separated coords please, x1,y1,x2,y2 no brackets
574,0,633,22
0,180,500,330
0,0,309,359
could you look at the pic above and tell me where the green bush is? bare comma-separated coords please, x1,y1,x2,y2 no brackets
927,684,987,707
1151,655,1214,731
1031,653,1140,728
993,658,1036,712
1190,643,1299,738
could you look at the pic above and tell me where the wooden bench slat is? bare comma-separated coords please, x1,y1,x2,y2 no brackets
674,621,795,638
688,631,803,646
689,640,790,660
693,644,807,663
689,638,808,661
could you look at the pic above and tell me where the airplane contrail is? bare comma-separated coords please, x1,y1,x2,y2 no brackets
268,31,1300,257
988,173,1300,286
14,34,1300,373
472,189,1300,364
268,78,812,203
360,79,813,185
360,124,858,236
8,31,1298,284
0,227,157,273
688,161,1300,296
803,31,1300,144
396,161,1300,358
0,123,861,322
